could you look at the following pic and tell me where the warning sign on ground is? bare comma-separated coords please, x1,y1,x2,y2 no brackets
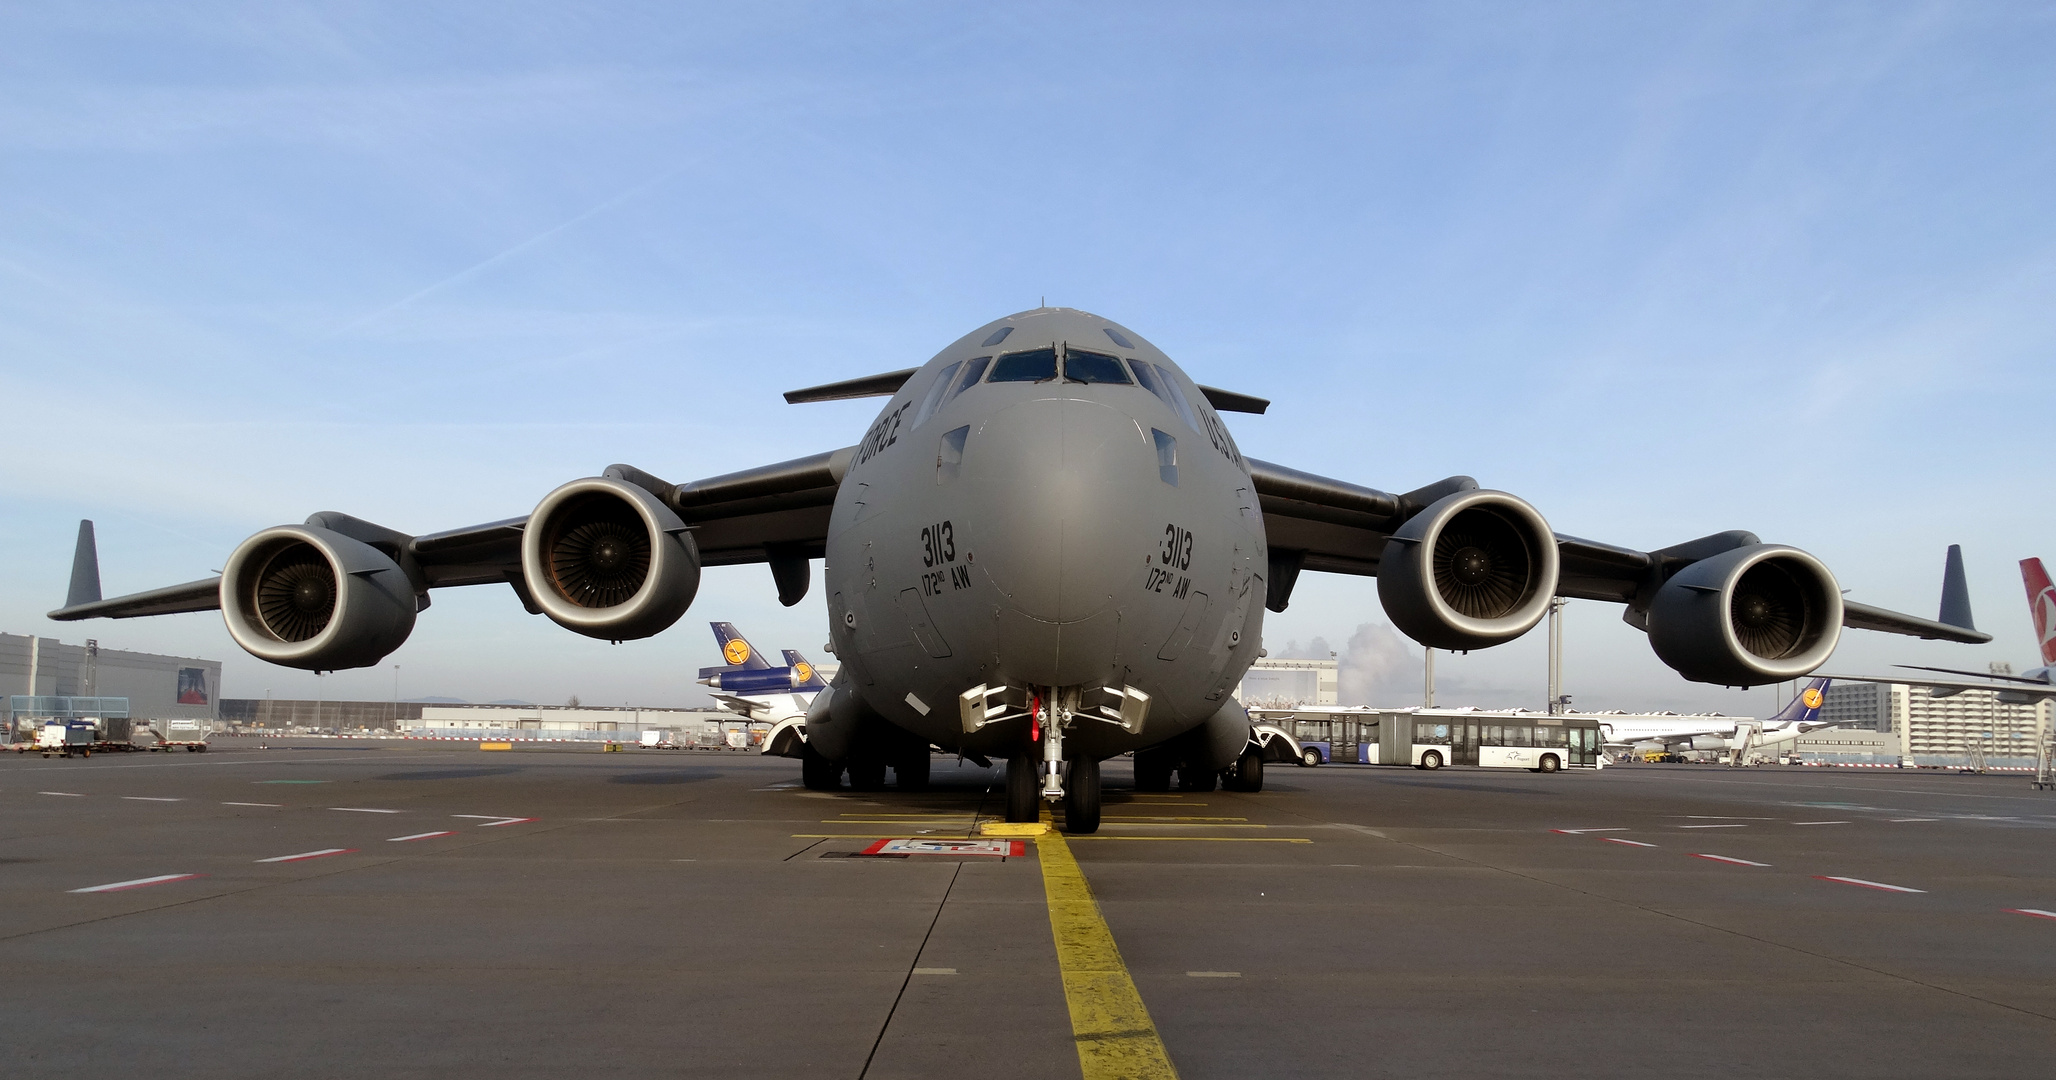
862,838,1025,858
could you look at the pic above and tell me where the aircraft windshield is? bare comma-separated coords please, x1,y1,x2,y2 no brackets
988,348,1058,383
1062,349,1133,385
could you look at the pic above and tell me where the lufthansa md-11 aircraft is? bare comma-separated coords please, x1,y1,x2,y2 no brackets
50,308,1987,832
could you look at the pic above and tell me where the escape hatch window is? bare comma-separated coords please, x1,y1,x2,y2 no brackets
981,325,1014,347
987,347,1058,383
1103,327,1135,349
1062,348,1133,385
944,355,990,406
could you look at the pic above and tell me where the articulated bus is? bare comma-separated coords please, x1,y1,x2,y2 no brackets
1249,707,1604,772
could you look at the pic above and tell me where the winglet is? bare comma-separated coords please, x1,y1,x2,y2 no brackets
1939,544,1975,632
66,520,102,609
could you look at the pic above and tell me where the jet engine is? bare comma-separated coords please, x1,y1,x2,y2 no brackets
221,526,418,671
521,477,701,641
1378,490,1560,650
1646,544,1842,686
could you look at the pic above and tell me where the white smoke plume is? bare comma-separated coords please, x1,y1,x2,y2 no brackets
1337,621,1422,706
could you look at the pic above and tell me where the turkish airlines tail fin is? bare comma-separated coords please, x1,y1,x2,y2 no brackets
2023,559,2056,666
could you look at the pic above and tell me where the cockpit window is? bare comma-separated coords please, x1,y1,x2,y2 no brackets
1062,349,1133,385
1130,359,1175,408
987,347,1058,383
1146,361,1202,429
943,355,989,406
1103,327,1135,349
911,360,963,427
981,326,1014,347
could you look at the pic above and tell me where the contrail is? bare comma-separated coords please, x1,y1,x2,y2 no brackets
336,169,680,334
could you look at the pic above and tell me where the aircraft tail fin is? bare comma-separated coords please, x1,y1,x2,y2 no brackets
1770,677,1831,725
781,649,828,689
66,520,102,609
1939,545,1975,631
2023,559,2056,666
709,622,771,669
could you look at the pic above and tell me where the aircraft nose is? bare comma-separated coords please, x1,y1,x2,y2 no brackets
965,396,1159,624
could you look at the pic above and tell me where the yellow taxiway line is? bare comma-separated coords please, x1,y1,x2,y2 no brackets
1035,813,1181,1079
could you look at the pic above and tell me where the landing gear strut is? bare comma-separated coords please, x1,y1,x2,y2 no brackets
800,743,841,791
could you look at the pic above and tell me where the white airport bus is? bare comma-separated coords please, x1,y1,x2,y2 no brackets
1253,707,1604,772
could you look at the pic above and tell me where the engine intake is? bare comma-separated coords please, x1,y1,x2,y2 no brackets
1646,544,1842,686
522,477,701,640
221,526,418,670
1378,490,1559,650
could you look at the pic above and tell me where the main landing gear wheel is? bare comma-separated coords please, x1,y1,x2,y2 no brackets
800,743,842,791
1224,749,1264,793
1064,757,1101,834
1005,753,1040,823
1417,750,1443,771
896,750,931,791
1133,750,1173,793
1177,764,1218,792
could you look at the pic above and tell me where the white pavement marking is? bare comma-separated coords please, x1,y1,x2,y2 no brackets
1550,828,1626,834
2007,909,2056,921
329,807,402,814
453,815,535,827
1693,854,1771,867
223,802,282,807
70,873,202,893
122,796,182,802
386,831,454,842
39,791,85,797
1889,818,1939,822
1793,821,1850,826
256,848,357,863
1187,971,1241,978
1816,875,1924,894
912,968,958,976
1679,824,1748,829
1603,838,1658,847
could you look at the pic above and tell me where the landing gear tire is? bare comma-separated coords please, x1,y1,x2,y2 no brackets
1417,750,1443,771
1064,757,1101,834
1177,764,1218,792
847,759,888,791
1300,748,1322,767
1224,749,1264,793
896,750,932,791
1005,753,1040,823
1133,750,1173,793
801,743,842,791
1537,754,1560,774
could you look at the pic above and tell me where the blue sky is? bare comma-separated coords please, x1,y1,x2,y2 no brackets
3,2,2051,714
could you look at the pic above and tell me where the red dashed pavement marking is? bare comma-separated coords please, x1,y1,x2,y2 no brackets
70,874,203,894
1816,876,1924,894
387,831,455,842
256,848,357,864
1603,838,1657,848
1693,854,1771,867
2006,909,2056,921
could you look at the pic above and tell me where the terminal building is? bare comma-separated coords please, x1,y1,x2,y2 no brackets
1236,657,1339,708
1820,681,2051,767
2,632,221,739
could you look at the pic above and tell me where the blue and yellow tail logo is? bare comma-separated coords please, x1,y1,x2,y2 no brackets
723,639,752,666
1802,687,1823,709
793,661,814,683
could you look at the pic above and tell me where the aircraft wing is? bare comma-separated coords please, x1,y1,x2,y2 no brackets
49,448,856,622
1247,458,1989,645
1816,672,2056,701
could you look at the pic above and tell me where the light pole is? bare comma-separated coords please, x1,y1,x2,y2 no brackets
1546,597,1565,714
1423,647,1435,708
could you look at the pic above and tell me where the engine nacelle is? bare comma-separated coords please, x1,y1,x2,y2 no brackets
220,525,418,671
1646,544,1842,686
521,477,701,641
1378,490,1560,650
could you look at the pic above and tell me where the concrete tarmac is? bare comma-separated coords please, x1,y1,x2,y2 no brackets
3,742,2053,1077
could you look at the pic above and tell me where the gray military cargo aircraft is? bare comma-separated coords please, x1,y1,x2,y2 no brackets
49,307,1988,832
